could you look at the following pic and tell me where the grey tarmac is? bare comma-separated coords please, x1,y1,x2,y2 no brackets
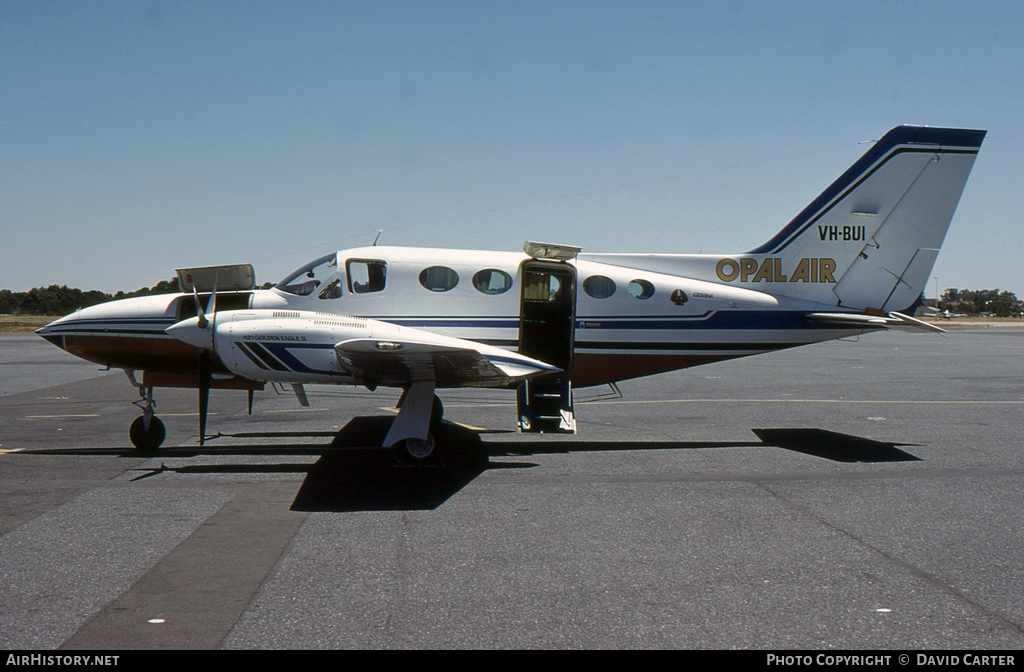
2,326,1024,649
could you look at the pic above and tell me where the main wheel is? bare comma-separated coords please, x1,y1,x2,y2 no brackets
129,415,166,450
430,395,444,430
394,433,437,463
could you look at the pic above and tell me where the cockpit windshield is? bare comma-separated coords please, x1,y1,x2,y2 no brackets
275,253,338,296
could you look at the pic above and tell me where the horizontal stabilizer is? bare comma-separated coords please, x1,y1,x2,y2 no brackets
804,311,946,333
889,311,948,333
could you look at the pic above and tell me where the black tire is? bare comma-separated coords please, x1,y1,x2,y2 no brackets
129,415,166,450
392,433,438,464
430,394,444,430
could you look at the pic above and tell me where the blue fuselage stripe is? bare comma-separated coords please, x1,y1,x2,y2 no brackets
41,310,846,339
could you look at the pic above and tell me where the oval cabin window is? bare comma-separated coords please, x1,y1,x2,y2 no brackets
628,279,655,300
472,269,513,295
583,275,616,299
419,266,460,292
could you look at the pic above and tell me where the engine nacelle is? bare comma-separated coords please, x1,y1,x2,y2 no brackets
165,309,556,389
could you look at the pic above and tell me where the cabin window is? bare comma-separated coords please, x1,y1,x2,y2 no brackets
346,259,387,294
472,269,513,295
583,275,616,299
628,279,655,300
419,266,460,292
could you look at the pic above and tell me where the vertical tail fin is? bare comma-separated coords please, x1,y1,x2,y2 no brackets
749,126,985,311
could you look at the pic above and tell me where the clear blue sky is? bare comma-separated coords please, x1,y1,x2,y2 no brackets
3,0,1021,296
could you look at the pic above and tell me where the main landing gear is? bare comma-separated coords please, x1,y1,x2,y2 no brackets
127,375,166,450
397,432,437,462
388,383,445,464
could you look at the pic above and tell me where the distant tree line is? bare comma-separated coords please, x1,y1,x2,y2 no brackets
0,279,180,316
938,288,1023,318
2,277,277,316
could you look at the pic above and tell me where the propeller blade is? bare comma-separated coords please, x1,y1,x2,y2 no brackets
207,273,218,321
198,349,211,446
206,273,219,351
193,286,208,329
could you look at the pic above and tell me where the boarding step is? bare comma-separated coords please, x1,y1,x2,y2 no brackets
516,380,575,433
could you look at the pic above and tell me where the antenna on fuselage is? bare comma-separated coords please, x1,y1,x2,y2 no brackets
372,229,383,246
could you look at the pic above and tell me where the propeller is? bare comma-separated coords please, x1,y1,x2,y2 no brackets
191,280,216,345
198,347,211,446
192,276,217,445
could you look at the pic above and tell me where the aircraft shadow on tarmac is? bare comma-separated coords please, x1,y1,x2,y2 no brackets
24,419,920,512
300,422,920,512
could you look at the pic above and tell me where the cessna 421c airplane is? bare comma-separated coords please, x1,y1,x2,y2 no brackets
37,125,985,460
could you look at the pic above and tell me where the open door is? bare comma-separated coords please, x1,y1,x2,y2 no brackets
517,247,578,433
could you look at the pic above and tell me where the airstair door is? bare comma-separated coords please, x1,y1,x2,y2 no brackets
517,258,576,433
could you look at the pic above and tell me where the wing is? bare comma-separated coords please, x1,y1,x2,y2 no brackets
335,335,560,388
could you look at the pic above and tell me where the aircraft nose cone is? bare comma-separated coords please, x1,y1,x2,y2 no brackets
35,317,68,350
165,317,211,350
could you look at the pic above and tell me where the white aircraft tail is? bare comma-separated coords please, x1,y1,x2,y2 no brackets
737,126,985,311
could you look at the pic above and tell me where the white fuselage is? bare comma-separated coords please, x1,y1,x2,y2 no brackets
38,244,859,389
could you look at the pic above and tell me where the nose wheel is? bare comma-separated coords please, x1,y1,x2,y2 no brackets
129,415,166,451
126,371,166,450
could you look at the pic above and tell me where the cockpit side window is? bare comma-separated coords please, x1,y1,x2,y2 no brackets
346,259,387,294
317,278,343,300
276,253,338,296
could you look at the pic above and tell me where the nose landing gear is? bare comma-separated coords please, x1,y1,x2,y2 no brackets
126,371,166,450
129,413,166,451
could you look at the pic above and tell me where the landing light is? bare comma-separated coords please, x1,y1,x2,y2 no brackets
375,341,404,351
